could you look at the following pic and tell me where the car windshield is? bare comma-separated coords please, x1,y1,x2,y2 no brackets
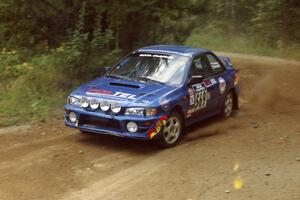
108,53,189,85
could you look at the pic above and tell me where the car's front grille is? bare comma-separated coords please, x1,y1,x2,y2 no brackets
79,114,121,131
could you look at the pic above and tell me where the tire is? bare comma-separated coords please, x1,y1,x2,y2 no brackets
222,91,234,118
157,111,183,148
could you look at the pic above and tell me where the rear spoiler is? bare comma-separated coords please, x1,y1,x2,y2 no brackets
218,56,239,73
218,56,233,67
218,56,233,68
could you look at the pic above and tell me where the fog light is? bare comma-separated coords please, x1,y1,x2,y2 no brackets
100,101,110,111
69,112,77,123
81,96,89,108
90,98,99,110
111,102,121,113
126,121,138,133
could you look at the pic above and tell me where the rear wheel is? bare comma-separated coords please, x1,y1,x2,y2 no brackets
158,111,183,148
222,91,234,117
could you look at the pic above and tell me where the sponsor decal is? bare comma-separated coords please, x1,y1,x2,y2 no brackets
210,62,221,70
193,83,205,92
148,116,168,139
141,100,151,105
204,78,217,87
139,54,173,59
86,89,137,100
138,49,191,57
218,77,226,94
86,88,113,95
186,108,197,118
113,92,136,100
139,54,152,57
188,88,195,105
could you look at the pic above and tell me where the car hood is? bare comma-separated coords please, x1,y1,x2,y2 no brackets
71,77,177,106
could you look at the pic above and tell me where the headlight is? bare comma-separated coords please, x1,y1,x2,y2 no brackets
67,96,81,106
80,96,90,108
90,98,99,110
125,107,144,116
100,101,110,111
111,102,121,113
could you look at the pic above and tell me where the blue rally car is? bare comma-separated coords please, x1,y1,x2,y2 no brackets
65,45,239,147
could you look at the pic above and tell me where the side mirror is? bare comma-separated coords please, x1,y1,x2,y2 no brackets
189,75,203,85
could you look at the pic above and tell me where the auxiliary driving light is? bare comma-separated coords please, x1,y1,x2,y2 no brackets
126,121,138,133
111,102,121,113
69,112,77,123
90,98,100,110
100,101,110,111
81,96,89,108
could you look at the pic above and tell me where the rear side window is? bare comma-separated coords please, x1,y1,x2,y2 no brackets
206,54,225,75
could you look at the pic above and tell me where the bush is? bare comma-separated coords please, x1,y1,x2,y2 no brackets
0,53,66,125
0,45,121,126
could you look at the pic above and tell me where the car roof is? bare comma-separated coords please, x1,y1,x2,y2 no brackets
136,45,210,57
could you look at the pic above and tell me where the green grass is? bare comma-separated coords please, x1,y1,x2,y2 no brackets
0,53,70,127
0,47,119,127
185,28,300,61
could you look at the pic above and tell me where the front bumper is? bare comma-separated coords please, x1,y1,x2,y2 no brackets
64,104,163,140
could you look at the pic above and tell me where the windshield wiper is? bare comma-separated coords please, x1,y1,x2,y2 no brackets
106,74,137,82
105,74,126,80
136,77,165,85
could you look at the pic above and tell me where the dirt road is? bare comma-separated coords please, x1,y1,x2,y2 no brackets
0,53,300,200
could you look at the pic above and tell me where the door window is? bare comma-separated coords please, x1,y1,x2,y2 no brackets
189,55,214,79
206,54,225,75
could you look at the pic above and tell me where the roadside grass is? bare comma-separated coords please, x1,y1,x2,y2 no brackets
0,47,119,127
0,53,70,127
185,29,300,61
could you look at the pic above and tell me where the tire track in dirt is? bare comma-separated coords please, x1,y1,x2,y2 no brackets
63,154,166,200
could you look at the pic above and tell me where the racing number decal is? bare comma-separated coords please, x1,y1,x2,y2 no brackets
194,88,207,109
190,83,208,110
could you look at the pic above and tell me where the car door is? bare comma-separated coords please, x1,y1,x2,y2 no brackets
186,54,218,119
204,53,228,111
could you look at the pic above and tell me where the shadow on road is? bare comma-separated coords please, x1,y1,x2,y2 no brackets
75,113,233,152
181,114,229,144
77,132,160,155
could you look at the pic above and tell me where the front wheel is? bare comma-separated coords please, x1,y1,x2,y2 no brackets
158,111,183,148
222,91,234,118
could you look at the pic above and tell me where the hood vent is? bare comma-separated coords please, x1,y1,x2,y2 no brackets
109,82,140,89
